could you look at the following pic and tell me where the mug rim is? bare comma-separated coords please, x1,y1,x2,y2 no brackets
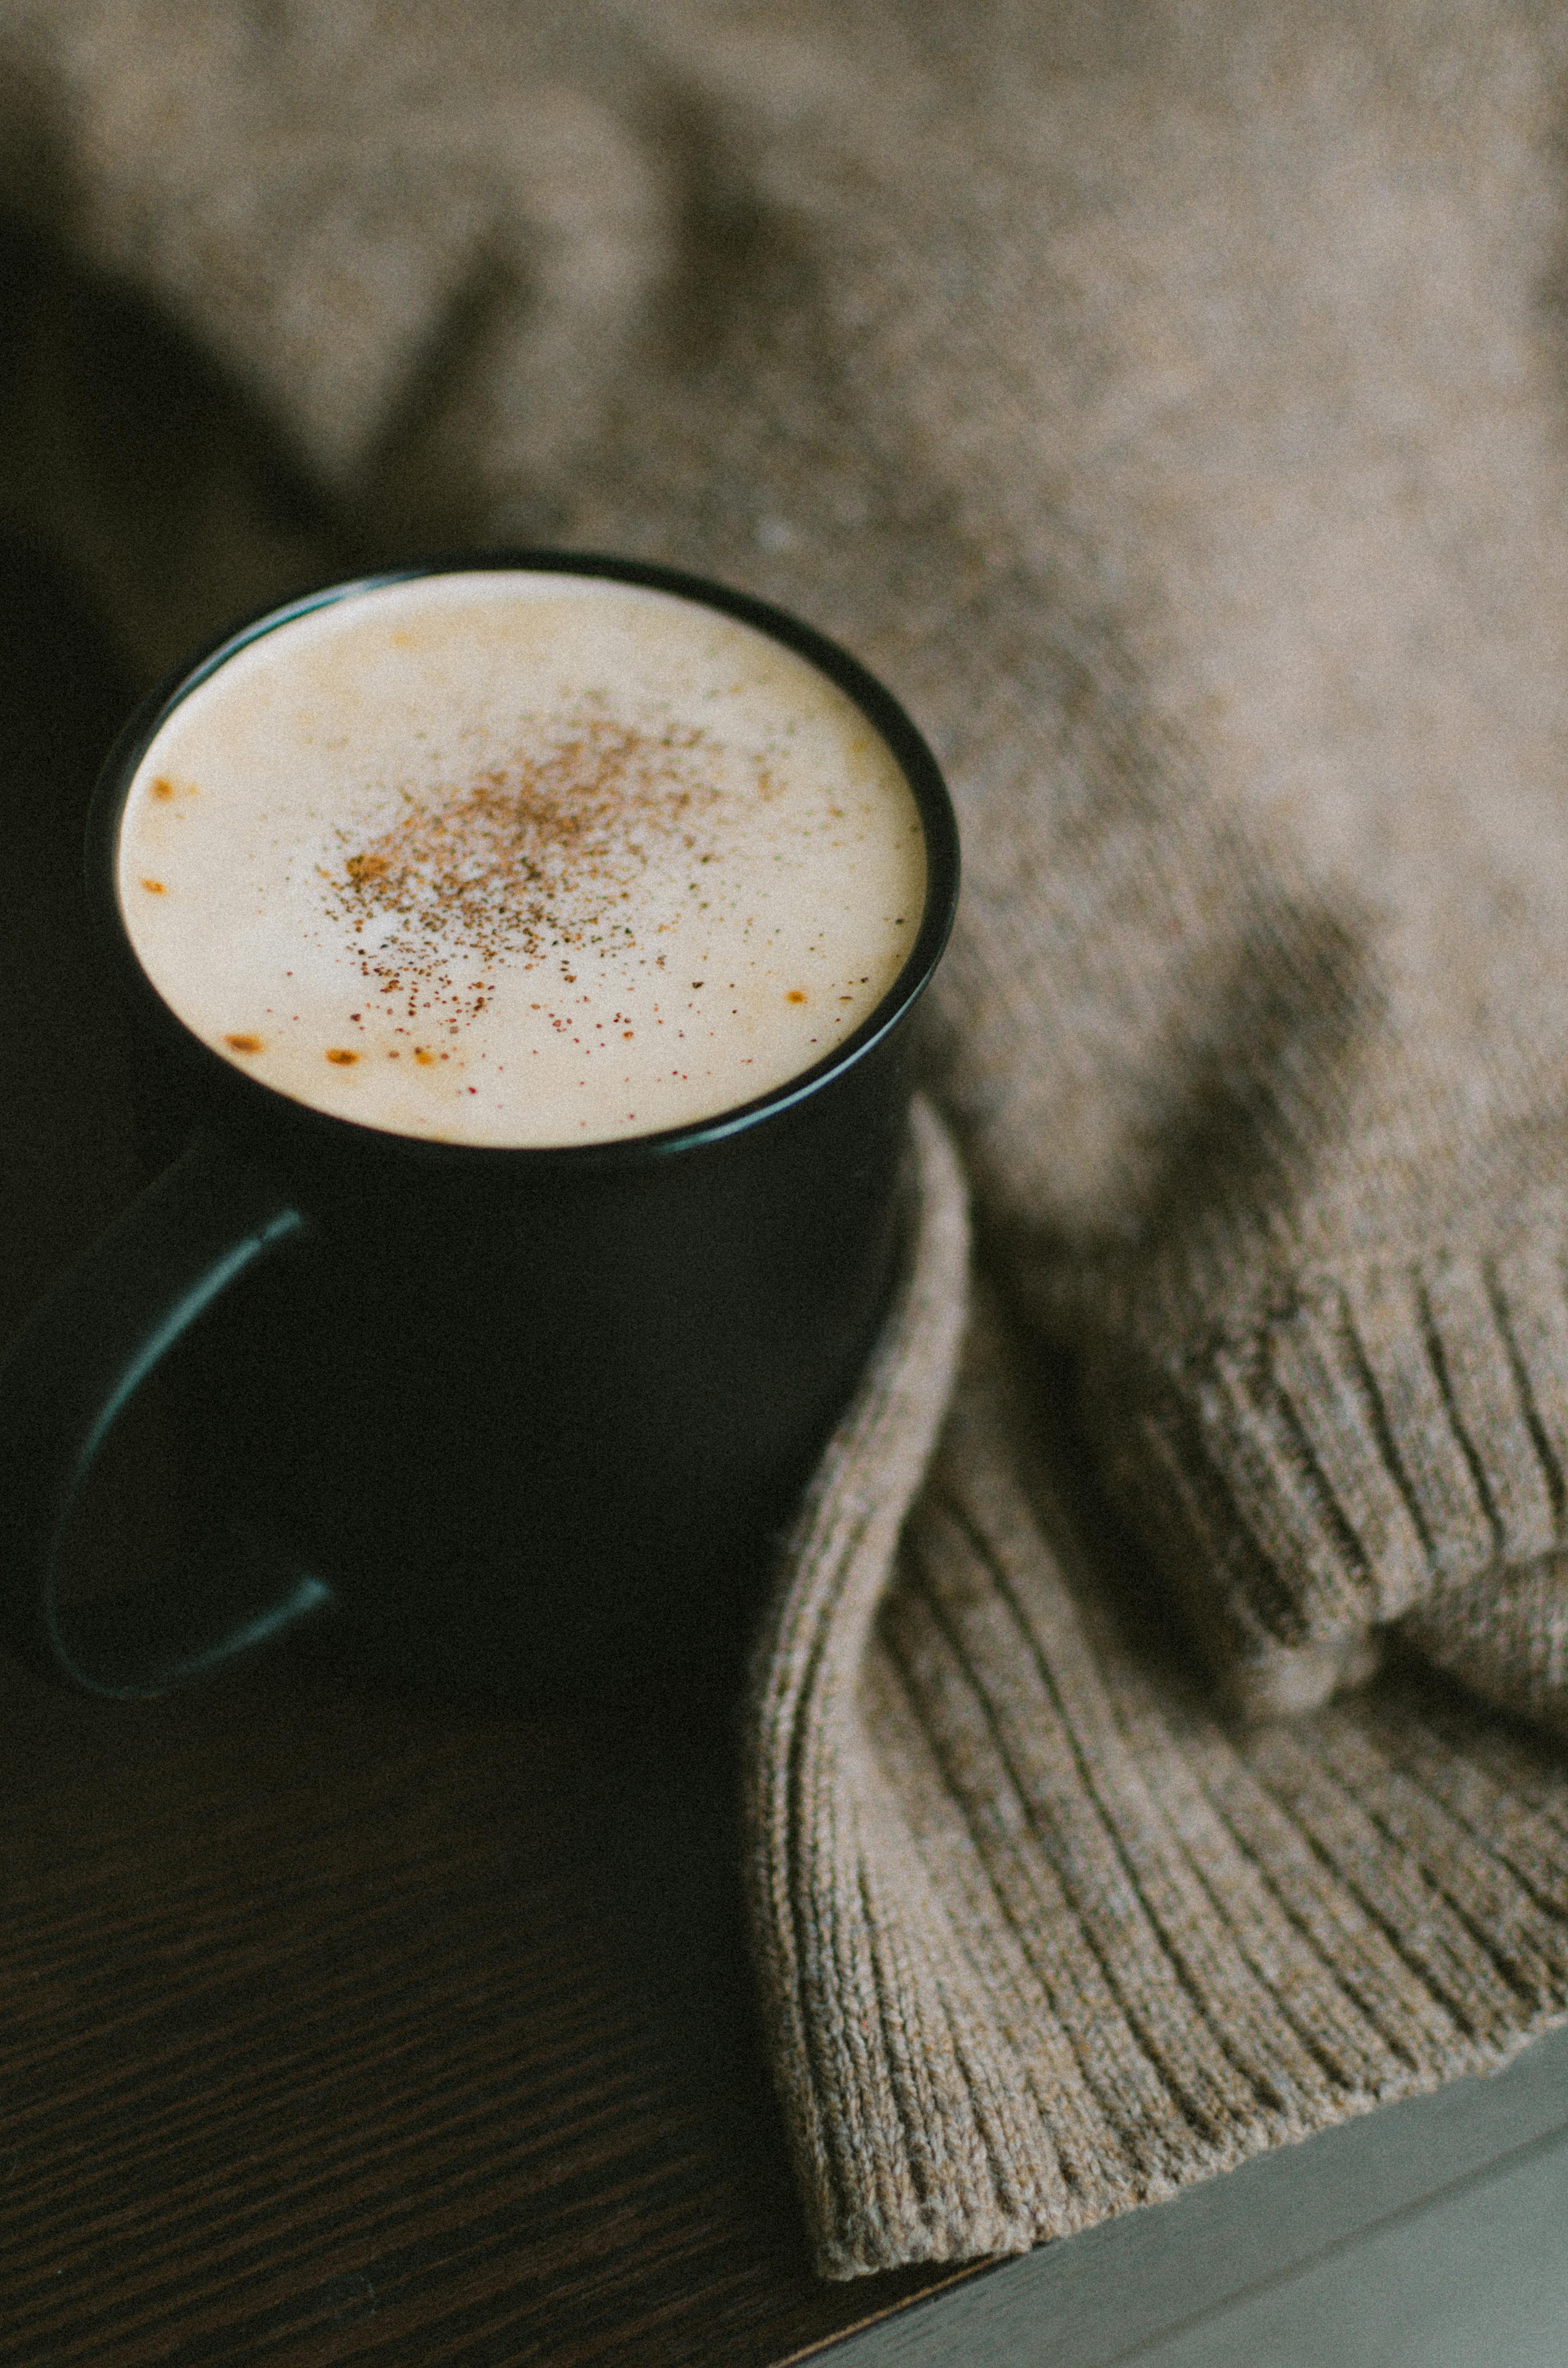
86,551,960,1173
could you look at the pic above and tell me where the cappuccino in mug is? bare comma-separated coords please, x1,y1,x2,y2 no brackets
1,557,957,1696
117,571,928,1147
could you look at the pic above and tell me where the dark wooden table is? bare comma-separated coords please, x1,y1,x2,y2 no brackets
0,521,972,2366
3,1624,973,2366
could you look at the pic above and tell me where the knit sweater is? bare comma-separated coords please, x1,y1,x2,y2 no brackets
6,0,1568,2276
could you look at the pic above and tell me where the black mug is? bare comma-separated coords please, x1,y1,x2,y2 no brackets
0,555,958,1698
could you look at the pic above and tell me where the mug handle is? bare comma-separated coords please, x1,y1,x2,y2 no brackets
0,1128,334,1698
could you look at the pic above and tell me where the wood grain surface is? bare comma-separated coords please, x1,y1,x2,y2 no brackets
2,1632,969,2367
0,527,973,2367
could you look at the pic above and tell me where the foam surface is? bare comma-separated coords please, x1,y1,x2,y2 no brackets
117,573,928,1146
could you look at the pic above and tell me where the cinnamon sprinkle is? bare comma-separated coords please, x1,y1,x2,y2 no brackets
323,710,725,1032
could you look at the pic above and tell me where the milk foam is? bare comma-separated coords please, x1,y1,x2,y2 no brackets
117,572,929,1147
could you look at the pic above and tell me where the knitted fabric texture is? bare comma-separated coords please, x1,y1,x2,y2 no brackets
8,0,1568,2276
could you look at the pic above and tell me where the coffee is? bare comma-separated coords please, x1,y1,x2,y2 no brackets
116,572,928,1147
1,559,956,1697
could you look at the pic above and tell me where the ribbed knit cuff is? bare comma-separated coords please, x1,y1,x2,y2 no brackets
744,1095,980,2274
1086,1239,1568,1719
747,1144,1568,2279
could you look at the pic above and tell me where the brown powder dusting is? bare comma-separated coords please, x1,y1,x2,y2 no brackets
323,710,727,1029
225,1032,264,1054
150,777,174,802
325,1048,359,1066
142,878,166,894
